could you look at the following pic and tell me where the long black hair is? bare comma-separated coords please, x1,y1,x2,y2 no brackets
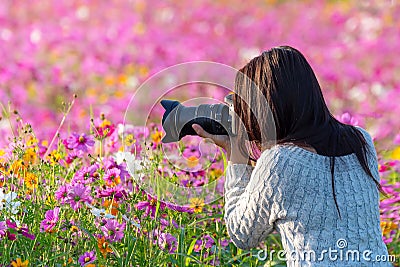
233,45,386,219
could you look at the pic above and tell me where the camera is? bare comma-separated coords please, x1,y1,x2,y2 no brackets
160,94,237,143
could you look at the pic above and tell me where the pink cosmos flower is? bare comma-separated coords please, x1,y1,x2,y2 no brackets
219,239,230,247
158,232,177,254
203,234,215,249
55,184,69,204
65,150,84,164
100,219,125,242
135,195,166,218
97,184,127,199
6,220,35,240
66,184,93,210
0,221,7,239
194,239,203,252
78,250,96,266
71,165,98,185
40,207,60,232
103,168,121,187
340,112,358,126
66,133,95,152
103,157,129,180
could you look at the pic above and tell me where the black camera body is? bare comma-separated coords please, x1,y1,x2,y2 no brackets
160,94,237,143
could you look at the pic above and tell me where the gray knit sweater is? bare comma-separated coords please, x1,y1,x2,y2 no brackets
224,126,393,266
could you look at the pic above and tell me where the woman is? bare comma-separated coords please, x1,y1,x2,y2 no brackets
192,46,392,266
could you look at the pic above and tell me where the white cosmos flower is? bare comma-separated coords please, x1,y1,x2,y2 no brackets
0,191,21,215
85,203,115,219
122,214,141,229
114,151,148,182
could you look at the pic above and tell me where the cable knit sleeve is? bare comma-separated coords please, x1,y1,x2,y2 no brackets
223,148,287,250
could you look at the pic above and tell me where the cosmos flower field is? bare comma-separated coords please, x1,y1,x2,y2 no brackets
0,0,399,266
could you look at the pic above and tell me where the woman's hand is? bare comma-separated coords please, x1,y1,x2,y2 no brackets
192,124,251,165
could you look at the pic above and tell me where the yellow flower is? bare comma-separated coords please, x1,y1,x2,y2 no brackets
23,147,37,165
26,136,38,146
118,74,127,85
9,160,26,177
151,130,163,144
0,149,5,163
189,197,205,213
45,195,56,206
381,221,398,235
124,134,136,146
24,172,38,189
391,147,400,160
46,150,62,165
208,168,223,180
11,258,29,267
186,156,199,168
100,119,111,128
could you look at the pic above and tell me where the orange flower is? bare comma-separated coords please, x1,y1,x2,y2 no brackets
186,156,199,168
11,258,29,267
24,172,38,189
151,130,163,144
98,236,113,257
189,197,205,213
63,257,73,266
103,200,119,216
381,221,398,235
23,148,37,165
9,160,26,177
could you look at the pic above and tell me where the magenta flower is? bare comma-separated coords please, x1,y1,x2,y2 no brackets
203,234,215,249
100,219,125,242
55,184,69,204
194,239,203,252
65,150,84,164
40,207,60,232
219,239,230,247
160,218,169,230
165,202,193,213
67,184,93,210
182,144,201,158
66,133,95,152
78,250,96,266
158,232,177,254
135,195,165,218
71,165,98,185
340,112,358,126
193,234,215,252
6,220,35,240
103,157,129,180
0,221,7,239
97,184,127,199
103,168,121,187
